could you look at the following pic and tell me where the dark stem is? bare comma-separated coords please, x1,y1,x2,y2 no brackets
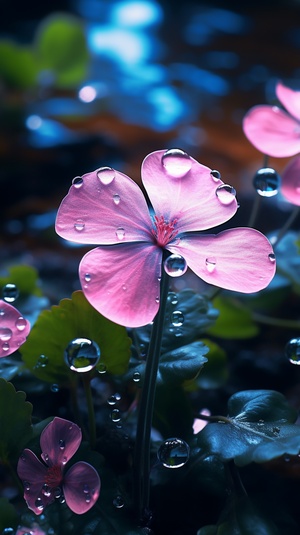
81,373,97,449
133,251,170,520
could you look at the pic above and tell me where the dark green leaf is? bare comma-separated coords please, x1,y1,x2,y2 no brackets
207,296,259,339
0,498,18,531
157,341,208,385
0,264,42,296
0,40,37,89
197,339,228,389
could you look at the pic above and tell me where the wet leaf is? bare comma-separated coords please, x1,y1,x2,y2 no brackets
207,296,259,339
157,340,208,385
0,264,42,297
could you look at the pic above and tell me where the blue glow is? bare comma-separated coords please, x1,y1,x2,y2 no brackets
27,211,57,230
110,0,163,28
146,86,187,130
202,51,239,70
26,118,79,147
88,25,152,64
184,8,249,45
171,63,229,96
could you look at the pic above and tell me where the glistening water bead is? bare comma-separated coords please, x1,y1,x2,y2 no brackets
253,168,280,197
157,437,190,468
64,338,100,372
285,338,300,365
97,166,115,185
2,283,19,302
162,149,192,178
164,254,187,277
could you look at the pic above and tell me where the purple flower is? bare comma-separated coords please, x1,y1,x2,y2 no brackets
0,299,30,357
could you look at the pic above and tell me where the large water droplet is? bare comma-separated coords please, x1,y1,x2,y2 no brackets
15,316,27,331
215,184,236,205
205,257,217,273
64,338,100,373
97,166,115,185
210,169,221,181
2,342,10,352
164,254,187,277
113,194,121,205
285,338,300,365
74,219,85,232
162,149,192,178
113,495,125,508
116,227,125,240
0,327,12,341
157,437,190,468
171,310,184,327
253,168,280,197
3,283,19,303
72,176,83,189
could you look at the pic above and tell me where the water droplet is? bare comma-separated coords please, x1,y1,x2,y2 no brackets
3,283,19,303
162,149,192,178
273,426,280,435
122,284,127,291
167,292,178,305
258,419,264,426
113,495,125,508
2,528,15,535
107,393,121,406
133,371,141,383
2,342,10,352
37,354,48,368
84,273,91,282
0,327,12,341
85,494,91,503
205,258,217,273
42,452,49,462
97,362,107,374
157,437,190,468
268,253,276,263
155,296,160,304
15,316,27,331
24,480,31,491
51,384,59,393
53,487,62,499
116,227,125,240
0,309,4,316
59,495,66,504
64,338,100,373
164,254,187,277
59,439,65,450
253,168,280,197
210,169,221,181
215,184,236,205
171,310,184,327
83,484,90,494
74,219,85,232
97,166,115,185
113,194,121,205
72,176,83,188
42,484,51,497
35,497,44,511
111,408,121,422
285,338,300,365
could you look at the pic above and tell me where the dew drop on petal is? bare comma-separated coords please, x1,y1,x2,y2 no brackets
157,437,190,468
162,149,192,178
210,169,221,181
0,327,12,341
35,497,44,511
74,219,85,232
285,338,300,365
0,309,4,316
97,166,115,185
215,184,236,204
3,283,19,303
42,483,51,497
116,227,125,240
113,194,121,205
111,408,121,422
2,342,10,352
171,310,184,327
205,258,217,273
15,316,28,331
64,338,100,373
59,439,65,450
53,487,62,499
84,273,91,282
113,495,125,508
164,254,187,277
72,176,83,189
268,253,276,263
253,168,280,197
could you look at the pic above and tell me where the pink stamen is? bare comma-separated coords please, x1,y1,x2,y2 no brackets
45,465,63,488
152,215,178,247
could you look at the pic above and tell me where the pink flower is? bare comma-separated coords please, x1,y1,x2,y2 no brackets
280,155,300,205
17,417,100,515
0,299,30,357
55,149,276,327
16,525,46,535
243,82,300,157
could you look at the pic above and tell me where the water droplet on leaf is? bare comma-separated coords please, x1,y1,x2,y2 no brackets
113,194,121,205
116,227,125,240
215,184,236,205
253,168,280,197
107,393,121,406
72,176,83,188
205,258,217,273
113,495,125,508
133,371,141,383
210,169,221,181
157,437,190,468
37,354,48,368
167,292,178,305
0,328,12,341
162,149,192,178
74,219,85,232
111,408,121,422
164,254,187,277
285,338,300,365
97,362,107,374
171,310,184,327
3,283,19,302
97,166,115,185
64,338,100,373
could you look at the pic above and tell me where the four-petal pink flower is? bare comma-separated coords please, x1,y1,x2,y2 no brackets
55,149,276,327
243,82,300,157
0,299,30,357
17,417,100,515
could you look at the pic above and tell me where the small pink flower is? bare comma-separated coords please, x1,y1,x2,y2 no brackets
0,299,30,357
17,417,100,515
280,155,300,206
55,149,276,327
16,525,46,535
243,81,300,157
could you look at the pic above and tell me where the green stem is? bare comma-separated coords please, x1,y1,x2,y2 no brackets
133,251,170,520
81,374,97,449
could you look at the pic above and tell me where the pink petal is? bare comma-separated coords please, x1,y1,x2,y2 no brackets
168,228,276,293
40,417,82,467
243,105,300,157
79,242,162,327
17,526,46,535
281,156,300,206
0,300,30,358
55,168,153,244
17,449,54,515
63,461,100,514
276,81,300,121
141,150,238,232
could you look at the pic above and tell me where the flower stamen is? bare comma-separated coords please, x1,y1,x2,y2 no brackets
45,464,63,488
152,215,178,247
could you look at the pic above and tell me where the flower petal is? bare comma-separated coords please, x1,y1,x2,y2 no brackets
276,82,300,122
17,449,53,515
40,417,82,467
281,156,300,206
141,150,238,232
55,168,153,244
63,461,100,514
79,243,162,327
168,228,276,293
243,105,300,157
0,300,30,358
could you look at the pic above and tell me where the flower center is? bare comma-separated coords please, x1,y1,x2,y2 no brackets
45,464,63,488
152,215,178,247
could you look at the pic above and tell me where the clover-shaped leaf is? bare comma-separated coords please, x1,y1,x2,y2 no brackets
197,390,300,466
20,291,131,385
0,378,33,463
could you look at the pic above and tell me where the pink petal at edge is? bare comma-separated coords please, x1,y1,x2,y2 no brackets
243,105,300,157
0,299,30,358
276,81,300,122
142,150,238,232
168,228,276,293
281,156,300,206
79,242,162,327
55,168,153,245
40,417,82,467
17,449,54,515
63,461,100,514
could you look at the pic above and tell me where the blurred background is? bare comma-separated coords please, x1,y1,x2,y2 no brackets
1,0,300,299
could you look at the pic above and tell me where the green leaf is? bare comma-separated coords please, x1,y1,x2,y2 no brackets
0,264,42,297
0,378,33,462
197,339,228,389
197,390,300,466
157,341,208,385
0,40,37,89
207,296,259,339
20,291,131,384
0,498,18,531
